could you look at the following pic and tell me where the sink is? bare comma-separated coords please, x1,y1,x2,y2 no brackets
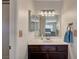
43,39,52,43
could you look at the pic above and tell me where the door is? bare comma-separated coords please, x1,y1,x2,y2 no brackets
2,1,9,59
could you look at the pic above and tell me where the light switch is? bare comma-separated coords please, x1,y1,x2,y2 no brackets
19,30,22,37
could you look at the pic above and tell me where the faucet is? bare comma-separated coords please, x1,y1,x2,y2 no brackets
46,37,50,40
41,34,43,40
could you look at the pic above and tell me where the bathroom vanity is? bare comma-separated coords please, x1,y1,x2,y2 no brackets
28,45,68,59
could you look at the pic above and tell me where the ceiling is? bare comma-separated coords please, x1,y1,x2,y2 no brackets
34,0,62,2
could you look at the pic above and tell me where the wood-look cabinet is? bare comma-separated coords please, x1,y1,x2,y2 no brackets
28,45,68,59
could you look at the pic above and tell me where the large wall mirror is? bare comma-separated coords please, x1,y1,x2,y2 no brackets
29,13,61,37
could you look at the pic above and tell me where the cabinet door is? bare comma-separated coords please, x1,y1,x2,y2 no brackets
29,53,47,59
48,53,67,59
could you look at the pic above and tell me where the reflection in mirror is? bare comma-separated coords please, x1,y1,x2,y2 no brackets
28,10,40,32
30,15,39,31
40,15,60,37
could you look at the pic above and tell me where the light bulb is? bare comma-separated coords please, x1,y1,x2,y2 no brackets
40,11,43,15
52,11,56,15
48,11,51,15
44,11,47,16
44,11,47,14
40,11,44,16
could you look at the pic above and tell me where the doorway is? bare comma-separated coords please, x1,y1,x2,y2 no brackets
2,0,9,59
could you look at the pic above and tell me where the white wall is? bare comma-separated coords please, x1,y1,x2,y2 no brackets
15,0,35,59
61,0,77,59
61,0,77,37
10,0,37,59
10,0,17,59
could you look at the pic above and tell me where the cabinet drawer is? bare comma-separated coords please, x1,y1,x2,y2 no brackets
48,46,56,52
57,45,68,52
41,46,49,52
28,45,41,52
41,46,56,52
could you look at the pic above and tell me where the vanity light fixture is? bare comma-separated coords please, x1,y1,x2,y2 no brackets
40,9,56,16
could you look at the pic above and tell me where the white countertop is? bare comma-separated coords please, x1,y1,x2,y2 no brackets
28,39,69,45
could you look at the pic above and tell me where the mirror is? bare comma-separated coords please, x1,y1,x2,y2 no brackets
29,13,61,37
28,10,40,32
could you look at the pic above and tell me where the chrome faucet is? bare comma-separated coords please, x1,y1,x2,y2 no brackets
46,37,50,40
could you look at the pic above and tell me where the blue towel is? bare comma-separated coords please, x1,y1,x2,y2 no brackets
64,31,73,43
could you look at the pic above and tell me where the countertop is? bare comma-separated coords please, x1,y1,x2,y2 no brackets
28,39,69,45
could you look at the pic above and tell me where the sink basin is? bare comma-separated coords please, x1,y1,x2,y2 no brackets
43,39,52,43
